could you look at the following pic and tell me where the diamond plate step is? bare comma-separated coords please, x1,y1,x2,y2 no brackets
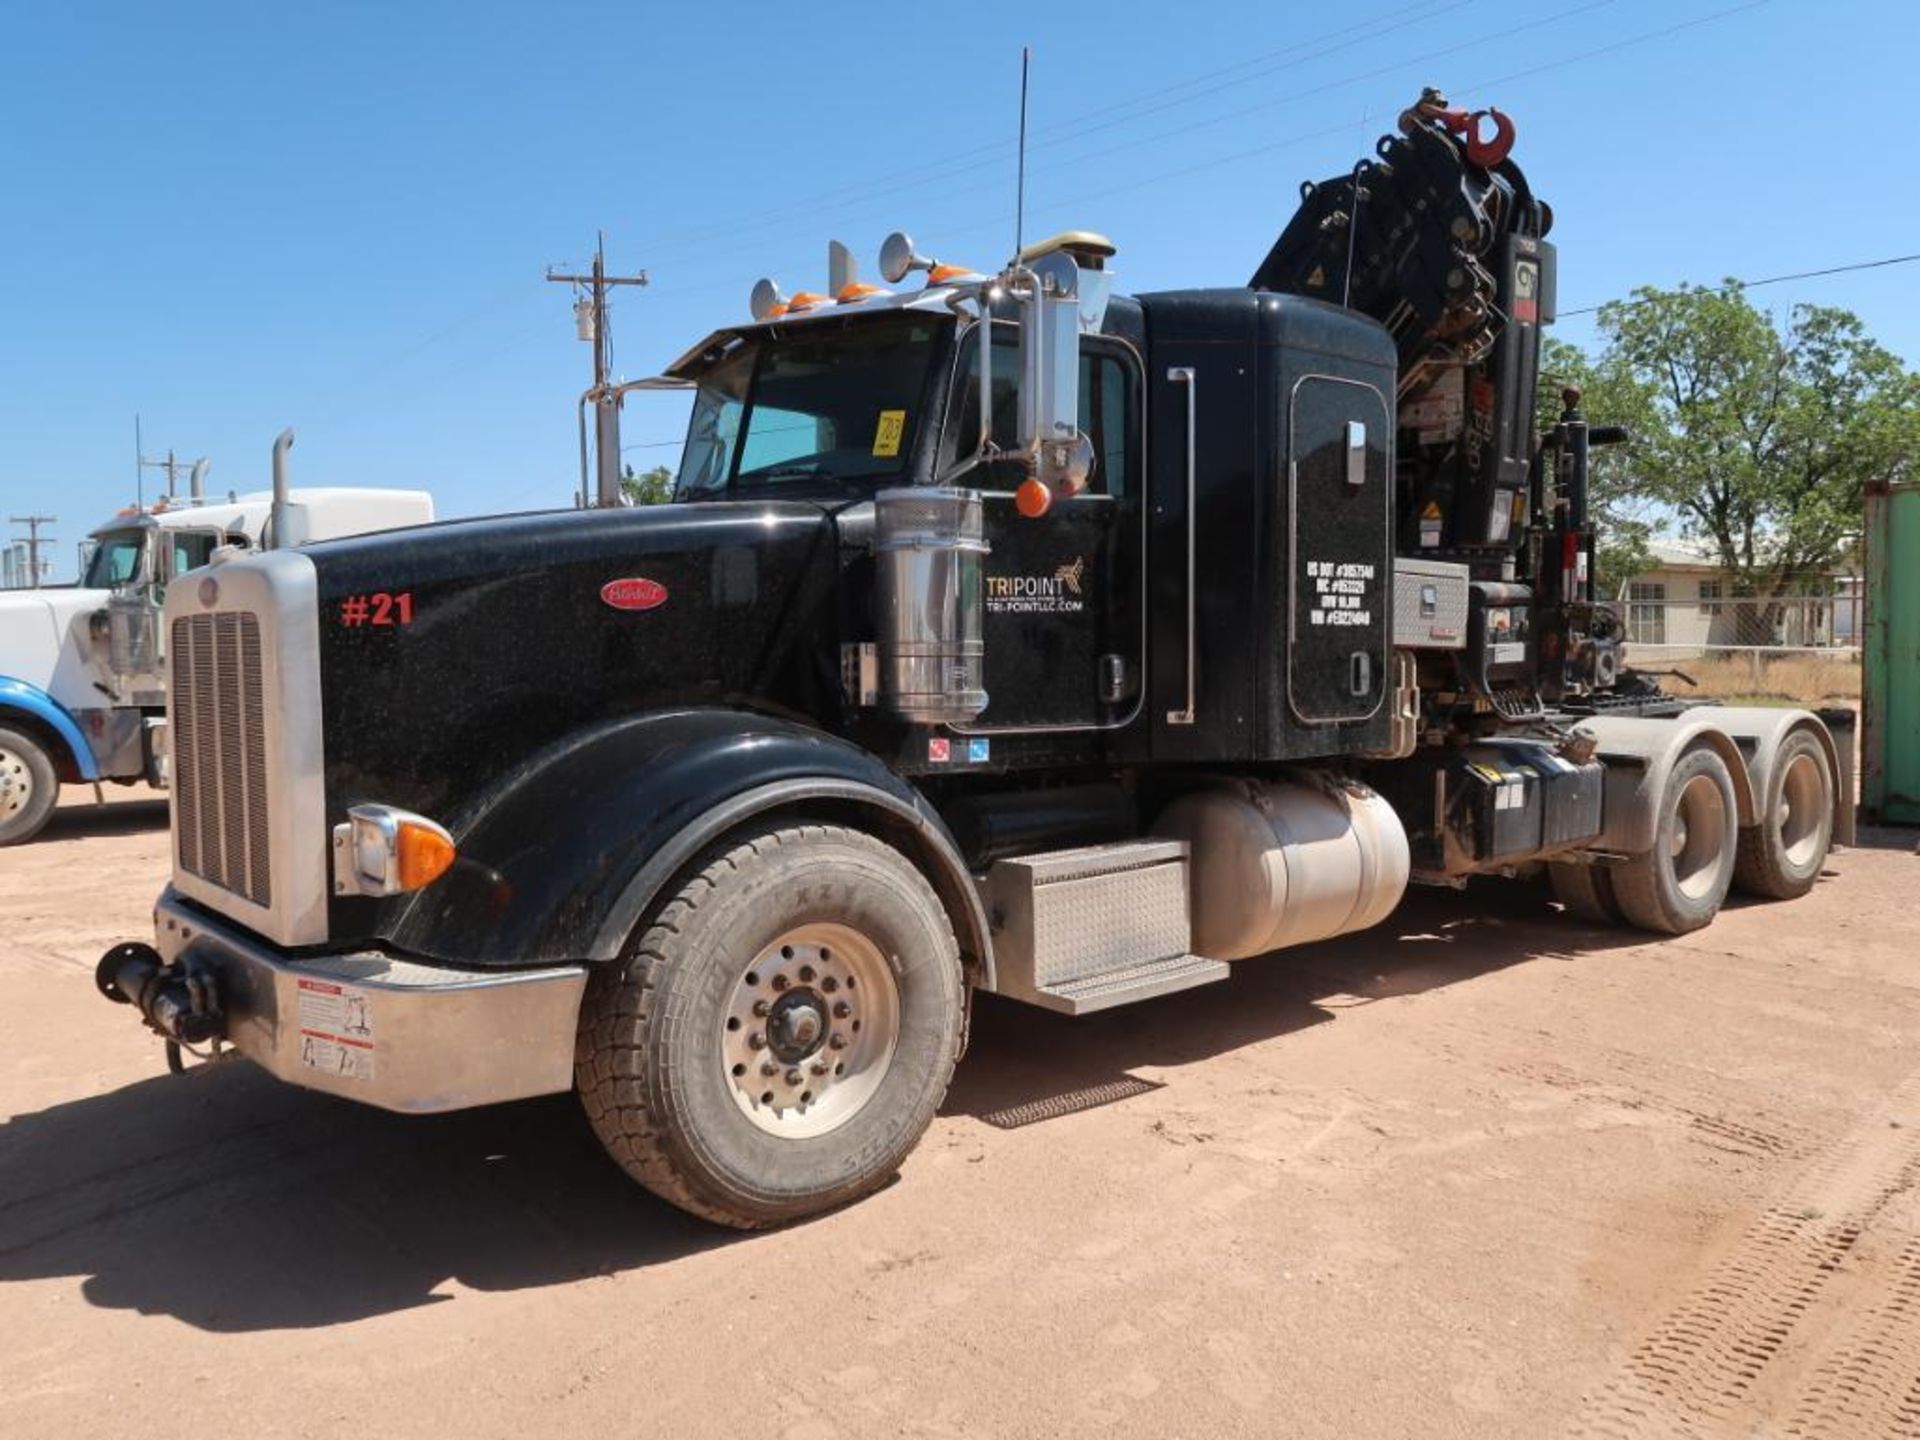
980,838,1226,1014
1028,951,1229,1015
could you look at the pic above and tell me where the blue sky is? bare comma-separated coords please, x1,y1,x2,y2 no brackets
3,0,1915,579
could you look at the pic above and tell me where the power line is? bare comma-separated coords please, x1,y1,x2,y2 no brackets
306,0,1745,422
618,2,1781,380
632,0,1618,279
844,0,1770,268
631,0,1476,262
632,0,1703,296
1556,253,1920,317
1031,0,1621,184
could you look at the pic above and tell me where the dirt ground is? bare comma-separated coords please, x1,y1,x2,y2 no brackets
3,784,1919,1439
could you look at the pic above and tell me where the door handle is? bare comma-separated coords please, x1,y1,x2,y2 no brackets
1165,366,1197,726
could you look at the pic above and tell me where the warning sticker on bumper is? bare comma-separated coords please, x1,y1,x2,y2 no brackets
296,977,375,1082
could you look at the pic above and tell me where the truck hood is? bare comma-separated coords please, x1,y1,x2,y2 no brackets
302,502,845,815
0,587,109,705
295,501,847,947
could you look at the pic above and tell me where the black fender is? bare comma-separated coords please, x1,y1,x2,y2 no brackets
386,709,993,987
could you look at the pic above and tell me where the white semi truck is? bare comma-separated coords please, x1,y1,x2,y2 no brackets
0,436,431,844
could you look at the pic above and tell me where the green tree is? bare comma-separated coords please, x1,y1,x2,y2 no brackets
1575,283,1920,601
620,463,674,506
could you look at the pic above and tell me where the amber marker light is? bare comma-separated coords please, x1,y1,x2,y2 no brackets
1015,476,1053,519
340,804,458,896
395,821,457,890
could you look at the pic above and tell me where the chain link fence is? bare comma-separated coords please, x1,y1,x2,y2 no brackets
1617,591,1862,705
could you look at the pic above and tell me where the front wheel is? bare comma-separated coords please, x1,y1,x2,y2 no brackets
0,725,60,846
576,822,964,1229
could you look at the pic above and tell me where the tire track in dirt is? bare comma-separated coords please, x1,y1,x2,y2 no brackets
1572,1079,1920,1438
1781,1231,1920,1438
1497,1055,1818,1163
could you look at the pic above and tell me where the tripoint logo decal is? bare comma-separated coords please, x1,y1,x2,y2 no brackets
985,557,1087,615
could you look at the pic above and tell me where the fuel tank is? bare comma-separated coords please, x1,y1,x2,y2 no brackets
1152,777,1410,960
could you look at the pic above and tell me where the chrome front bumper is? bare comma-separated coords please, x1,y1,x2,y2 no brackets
152,889,588,1114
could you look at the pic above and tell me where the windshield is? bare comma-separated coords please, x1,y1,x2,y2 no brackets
675,314,944,500
83,530,146,589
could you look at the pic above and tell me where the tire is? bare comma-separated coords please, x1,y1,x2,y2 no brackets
1548,860,1622,925
1611,745,1739,935
576,821,964,1229
0,725,60,846
1733,728,1833,900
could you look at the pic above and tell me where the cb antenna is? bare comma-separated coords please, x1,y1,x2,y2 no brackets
1014,45,1031,264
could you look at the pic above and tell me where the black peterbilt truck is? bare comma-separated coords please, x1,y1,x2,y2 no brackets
99,93,1841,1228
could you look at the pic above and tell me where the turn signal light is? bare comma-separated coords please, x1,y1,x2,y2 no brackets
395,821,457,890
338,805,458,897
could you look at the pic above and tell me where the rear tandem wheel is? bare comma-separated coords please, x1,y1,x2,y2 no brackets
1608,745,1741,936
1732,727,1834,900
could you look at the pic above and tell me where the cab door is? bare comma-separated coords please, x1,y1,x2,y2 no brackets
1285,376,1390,728
947,330,1145,732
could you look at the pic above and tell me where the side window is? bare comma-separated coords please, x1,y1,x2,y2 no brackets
945,332,1020,484
947,331,1138,496
1080,349,1134,500
676,344,752,498
169,532,219,577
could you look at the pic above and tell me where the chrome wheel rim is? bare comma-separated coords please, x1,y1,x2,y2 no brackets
1777,751,1827,870
0,744,33,822
721,923,899,1139
1671,773,1729,901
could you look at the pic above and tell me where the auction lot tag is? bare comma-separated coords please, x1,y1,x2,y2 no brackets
872,409,906,457
296,977,376,1082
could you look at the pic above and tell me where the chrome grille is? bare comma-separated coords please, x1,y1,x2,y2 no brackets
171,612,272,906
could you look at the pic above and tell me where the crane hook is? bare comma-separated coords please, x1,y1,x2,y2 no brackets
1461,107,1515,168
1413,95,1518,168
1428,106,1516,167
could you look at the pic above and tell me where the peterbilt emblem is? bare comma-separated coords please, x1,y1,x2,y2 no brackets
197,577,220,608
600,577,669,612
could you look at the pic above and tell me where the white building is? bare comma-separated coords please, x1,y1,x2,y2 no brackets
1621,538,1859,655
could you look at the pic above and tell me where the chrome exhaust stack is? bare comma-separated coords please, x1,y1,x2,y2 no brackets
873,487,990,725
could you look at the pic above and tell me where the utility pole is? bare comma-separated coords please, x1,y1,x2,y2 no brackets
9,514,57,588
548,231,648,507
134,417,193,504
139,446,182,500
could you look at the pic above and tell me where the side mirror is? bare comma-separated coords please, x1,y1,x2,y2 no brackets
1015,251,1093,512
